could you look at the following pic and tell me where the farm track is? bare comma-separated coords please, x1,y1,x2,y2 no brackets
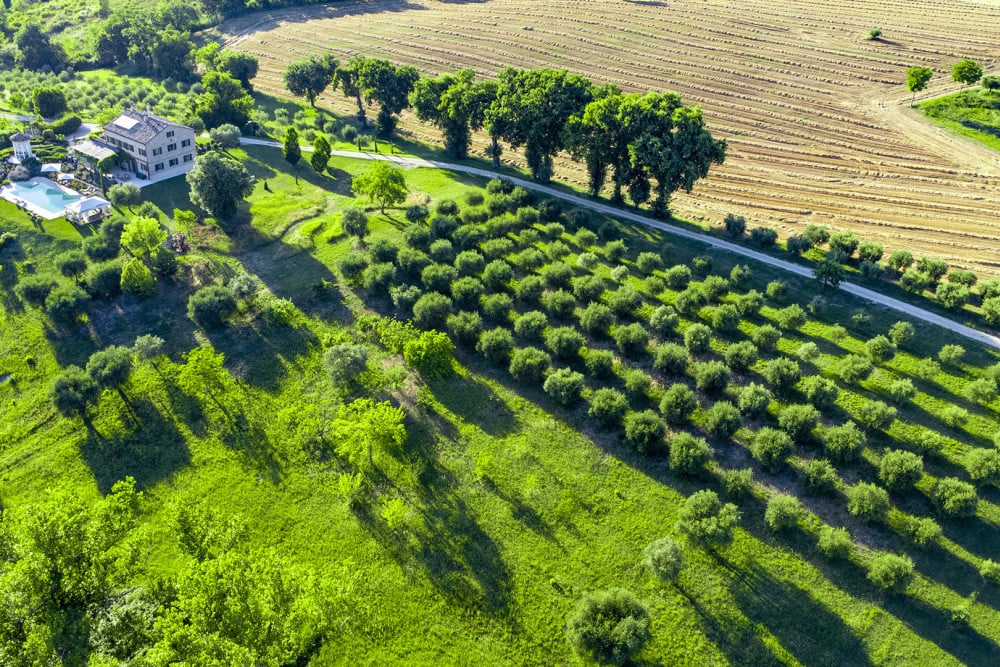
241,135,1000,350
219,0,1000,274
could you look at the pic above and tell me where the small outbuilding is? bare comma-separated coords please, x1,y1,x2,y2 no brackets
64,196,111,225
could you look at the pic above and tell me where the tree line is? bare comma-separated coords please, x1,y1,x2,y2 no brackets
283,56,727,216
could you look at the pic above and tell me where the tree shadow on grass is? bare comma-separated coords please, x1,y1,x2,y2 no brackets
81,398,190,493
222,417,283,485
883,595,1000,667
717,552,874,667
205,320,317,392
940,514,1000,561
426,373,519,438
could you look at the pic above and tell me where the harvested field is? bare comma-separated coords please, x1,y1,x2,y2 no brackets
220,0,1000,274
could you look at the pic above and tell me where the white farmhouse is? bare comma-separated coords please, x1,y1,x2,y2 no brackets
101,109,196,183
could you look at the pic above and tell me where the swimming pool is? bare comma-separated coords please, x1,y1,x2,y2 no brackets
1,178,83,220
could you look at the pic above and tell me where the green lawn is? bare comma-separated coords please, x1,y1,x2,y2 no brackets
919,88,1000,153
3,144,1000,664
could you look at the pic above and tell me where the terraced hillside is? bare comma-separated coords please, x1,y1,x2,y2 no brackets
219,0,1000,274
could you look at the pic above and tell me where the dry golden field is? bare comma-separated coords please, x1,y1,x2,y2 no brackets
220,0,1000,273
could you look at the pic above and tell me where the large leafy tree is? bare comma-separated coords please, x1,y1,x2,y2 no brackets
195,71,254,129
352,160,408,214
121,216,167,261
332,398,407,469
491,67,593,183
50,365,100,420
283,55,337,106
311,134,331,173
952,58,983,87
905,66,933,105
630,92,727,217
31,87,67,119
15,24,65,71
333,56,368,126
410,69,482,159
217,51,259,91
186,152,254,219
151,29,195,82
358,58,420,136
565,86,641,200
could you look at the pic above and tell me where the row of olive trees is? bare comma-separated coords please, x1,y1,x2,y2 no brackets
905,58,995,104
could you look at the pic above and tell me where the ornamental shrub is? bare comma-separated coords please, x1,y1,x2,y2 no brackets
823,421,866,463
584,349,615,379
649,305,679,337
446,311,483,346
867,553,914,594
817,526,854,560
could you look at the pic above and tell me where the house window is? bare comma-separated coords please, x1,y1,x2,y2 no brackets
154,162,164,172
181,139,191,148
183,154,193,163
167,143,177,152
166,130,174,138
138,148,147,156
152,147,162,156
168,158,179,167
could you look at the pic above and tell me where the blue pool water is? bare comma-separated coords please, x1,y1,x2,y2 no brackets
4,179,82,216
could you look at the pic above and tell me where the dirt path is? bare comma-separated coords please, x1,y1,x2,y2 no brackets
241,136,1000,351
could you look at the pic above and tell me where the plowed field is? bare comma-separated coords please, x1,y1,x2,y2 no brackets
219,0,1000,273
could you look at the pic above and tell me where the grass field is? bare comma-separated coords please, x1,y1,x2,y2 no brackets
217,0,1000,276
4,139,1000,662
920,88,1000,153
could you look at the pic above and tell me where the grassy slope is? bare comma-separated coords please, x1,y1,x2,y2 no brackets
3,145,1000,664
919,88,1000,153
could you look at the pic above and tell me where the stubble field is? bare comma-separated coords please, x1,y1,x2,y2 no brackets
219,0,1000,274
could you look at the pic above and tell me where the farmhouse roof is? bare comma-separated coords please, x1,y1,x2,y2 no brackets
104,108,189,144
10,132,29,142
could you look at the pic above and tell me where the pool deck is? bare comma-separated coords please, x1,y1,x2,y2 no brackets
0,177,81,220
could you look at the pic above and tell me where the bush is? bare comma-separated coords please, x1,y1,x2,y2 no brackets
786,234,813,255
675,490,740,544
608,287,642,318
543,368,585,407
723,213,746,238
45,284,89,327
454,250,485,276
823,421,866,463
878,450,923,491
917,256,948,282
653,343,688,376
509,346,551,384
209,123,241,147
648,306,678,338
967,448,1000,486
775,304,806,330
721,341,757,372
120,257,155,297
751,427,793,472
856,400,896,432
589,388,629,429
544,289,577,319
702,401,741,439
341,207,369,240
623,370,653,400
514,275,545,304
817,526,854,560
751,227,778,247
663,264,692,289
693,360,731,395
453,224,486,251
565,588,650,667
55,250,88,278
584,349,615,379
420,263,457,294
669,432,713,476
777,404,820,443
804,224,830,245
867,553,914,594
896,514,941,548
858,241,884,263
847,483,891,523
514,310,548,341
803,459,839,495
765,495,803,531
450,276,485,307
636,252,663,274
673,287,705,316
644,537,682,584
865,335,896,364
405,204,429,224
980,560,1000,585
737,383,772,418
723,468,755,498
837,354,872,384
899,269,931,294
396,249,430,279
710,304,741,333
700,275,729,302
604,239,627,262
828,232,859,257
362,262,396,294
613,323,650,357
751,324,781,351
660,384,698,425
84,261,123,299
964,378,997,405
886,249,914,273
483,260,515,291
624,410,666,454
412,293,453,330
573,275,606,303
761,358,800,395
187,285,236,329
476,327,515,365
480,293,513,322
576,252,599,270
18,276,58,307
801,376,839,411
428,239,455,265
545,326,585,360
887,378,916,404
941,405,970,428
933,478,978,517
446,311,483,346
683,324,712,354
324,343,369,386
